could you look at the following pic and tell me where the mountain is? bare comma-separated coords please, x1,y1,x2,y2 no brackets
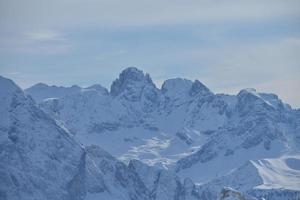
5,75,267,200
2,69,300,199
0,75,213,200
25,68,300,182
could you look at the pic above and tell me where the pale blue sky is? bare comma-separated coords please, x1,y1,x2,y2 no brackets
0,0,300,107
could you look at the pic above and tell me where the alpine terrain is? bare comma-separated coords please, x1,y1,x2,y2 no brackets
1,67,299,200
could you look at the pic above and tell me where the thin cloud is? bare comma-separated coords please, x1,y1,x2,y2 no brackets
1,0,300,30
24,30,65,42
0,30,72,54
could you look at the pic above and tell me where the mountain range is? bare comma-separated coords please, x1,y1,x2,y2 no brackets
1,67,299,200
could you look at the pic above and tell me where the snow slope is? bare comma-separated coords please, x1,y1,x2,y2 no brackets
197,155,300,200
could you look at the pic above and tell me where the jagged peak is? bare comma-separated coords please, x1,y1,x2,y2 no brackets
120,67,145,77
116,67,152,83
110,67,155,97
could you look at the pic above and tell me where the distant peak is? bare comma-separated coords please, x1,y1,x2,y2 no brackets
28,83,81,91
161,78,193,93
84,84,108,95
239,88,257,95
122,67,142,74
189,80,212,96
30,82,49,89
119,67,151,82
110,67,154,97
86,84,105,90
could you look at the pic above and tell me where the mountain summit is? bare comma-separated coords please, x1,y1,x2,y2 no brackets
110,67,156,100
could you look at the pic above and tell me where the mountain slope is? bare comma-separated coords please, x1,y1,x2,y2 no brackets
0,76,84,200
197,155,300,200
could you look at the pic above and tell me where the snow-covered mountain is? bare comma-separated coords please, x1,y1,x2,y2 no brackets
26,68,300,180
0,75,215,200
2,67,299,200
0,76,84,199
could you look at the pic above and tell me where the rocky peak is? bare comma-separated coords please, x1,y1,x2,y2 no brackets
189,80,212,97
110,67,157,101
237,88,277,117
161,78,193,96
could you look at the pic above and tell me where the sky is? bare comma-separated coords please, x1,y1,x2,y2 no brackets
0,0,300,108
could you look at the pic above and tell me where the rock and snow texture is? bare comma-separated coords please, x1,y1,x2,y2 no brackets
218,187,257,200
197,155,300,200
251,155,300,191
0,75,201,200
26,68,300,178
0,75,219,200
1,66,299,200
0,76,84,200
